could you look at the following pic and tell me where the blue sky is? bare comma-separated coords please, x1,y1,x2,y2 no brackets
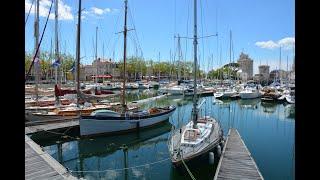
25,0,295,74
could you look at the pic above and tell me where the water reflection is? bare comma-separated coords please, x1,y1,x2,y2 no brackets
284,104,295,119
212,98,232,108
261,101,278,113
237,99,260,109
33,94,295,180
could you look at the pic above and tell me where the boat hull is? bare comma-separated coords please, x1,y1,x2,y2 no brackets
167,89,185,95
80,107,176,136
285,96,295,104
171,139,222,168
240,92,260,99
25,113,79,125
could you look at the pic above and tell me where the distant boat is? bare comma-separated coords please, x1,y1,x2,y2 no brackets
261,87,282,102
166,85,188,95
138,82,150,89
239,84,261,99
285,91,295,104
214,87,237,99
25,103,110,125
125,82,139,89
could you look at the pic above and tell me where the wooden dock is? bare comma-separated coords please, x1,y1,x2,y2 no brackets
25,120,79,134
214,128,264,180
25,135,76,179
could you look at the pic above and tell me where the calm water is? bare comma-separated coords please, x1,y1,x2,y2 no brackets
31,93,295,180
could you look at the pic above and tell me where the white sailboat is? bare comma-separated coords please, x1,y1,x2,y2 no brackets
168,0,223,167
79,0,176,136
239,83,261,99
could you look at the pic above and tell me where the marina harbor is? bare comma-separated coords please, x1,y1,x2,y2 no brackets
25,0,294,179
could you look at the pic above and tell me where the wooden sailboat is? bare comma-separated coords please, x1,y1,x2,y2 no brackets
79,0,176,136
25,0,110,124
168,0,223,167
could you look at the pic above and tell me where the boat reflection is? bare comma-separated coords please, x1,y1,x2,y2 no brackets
284,104,295,119
238,99,260,109
261,101,277,113
212,97,231,108
78,121,171,157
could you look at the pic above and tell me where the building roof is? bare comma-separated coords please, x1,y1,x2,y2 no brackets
258,65,270,68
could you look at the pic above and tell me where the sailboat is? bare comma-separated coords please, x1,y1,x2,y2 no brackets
168,0,223,167
79,0,176,136
239,81,261,99
213,31,237,99
25,0,110,124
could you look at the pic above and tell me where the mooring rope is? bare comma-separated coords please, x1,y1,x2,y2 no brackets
181,152,196,180
30,125,79,140
69,157,170,173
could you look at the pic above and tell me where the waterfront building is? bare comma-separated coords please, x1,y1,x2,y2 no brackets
237,52,253,79
269,69,287,81
80,58,120,81
258,65,270,81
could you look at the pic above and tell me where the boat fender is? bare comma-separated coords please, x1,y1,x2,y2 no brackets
136,121,140,130
216,145,222,157
209,152,215,165
220,140,225,149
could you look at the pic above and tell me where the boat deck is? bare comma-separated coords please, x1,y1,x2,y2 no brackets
214,128,264,180
169,118,222,162
25,135,75,179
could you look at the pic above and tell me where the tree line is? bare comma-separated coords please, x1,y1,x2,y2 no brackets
25,52,207,81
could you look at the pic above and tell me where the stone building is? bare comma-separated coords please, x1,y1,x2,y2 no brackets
237,52,253,79
80,58,120,81
269,70,288,81
258,65,270,81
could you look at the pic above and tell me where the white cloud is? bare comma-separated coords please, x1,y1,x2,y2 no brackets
255,37,295,50
25,0,73,21
255,40,279,49
278,37,295,50
81,6,119,19
91,7,104,15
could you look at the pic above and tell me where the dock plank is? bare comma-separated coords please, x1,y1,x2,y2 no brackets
214,128,264,180
25,135,76,179
25,120,79,134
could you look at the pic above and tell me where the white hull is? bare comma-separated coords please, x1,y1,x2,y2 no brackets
223,91,237,97
285,96,295,104
239,91,261,99
167,88,186,95
214,92,224,98
80,110,175,136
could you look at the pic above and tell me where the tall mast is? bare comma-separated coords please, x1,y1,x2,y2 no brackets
112,50,115,82
95,26,98,83
55,0,59,85
279,46,281,84
158,52,160,81
50,38,53,80
177,34,181,81
229,30,232,80
75,0,81,107
169,49,171,82
121,0,128,111
192,0,198,128
286,55,289,85
34,0,40,102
